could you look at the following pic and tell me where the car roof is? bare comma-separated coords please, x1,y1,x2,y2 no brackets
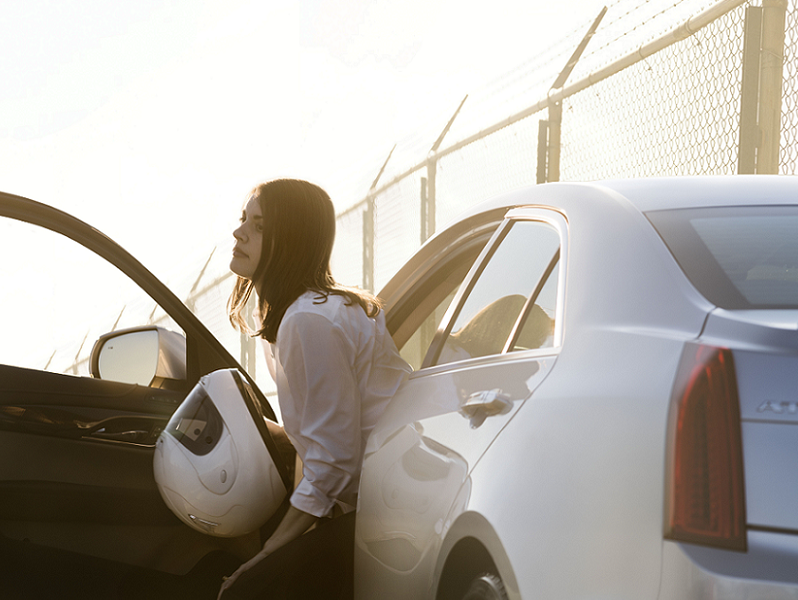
384,175,798,311
595,175,798,212
445,175,798,227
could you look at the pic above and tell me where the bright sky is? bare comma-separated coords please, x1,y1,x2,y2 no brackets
1,0,610,286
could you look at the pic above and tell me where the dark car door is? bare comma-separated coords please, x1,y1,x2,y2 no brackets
0,192,291,599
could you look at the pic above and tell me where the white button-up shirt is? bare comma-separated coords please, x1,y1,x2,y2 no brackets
264,291,411,517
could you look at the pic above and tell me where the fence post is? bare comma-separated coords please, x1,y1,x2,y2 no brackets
420,176,429,243
185,248,216,312
241,293,257,377
738,5,763,174
758,0,788,174
362,146,395,292
536,120,549,183
423,95,467,242
542,6,607,183
547,103,563,182
362,196,374,292
423,161,437,242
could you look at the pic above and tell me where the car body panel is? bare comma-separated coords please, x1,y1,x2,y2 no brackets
743,421,798,532
697,309,798,536
659,534,798,597
358,176,798,599
357,354,556,598
472,330,685,600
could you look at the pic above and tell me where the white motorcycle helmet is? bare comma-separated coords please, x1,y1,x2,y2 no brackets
154,368,288,537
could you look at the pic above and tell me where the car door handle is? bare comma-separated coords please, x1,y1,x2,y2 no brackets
84,416,166,446
459,389,513,429
88,427,154,444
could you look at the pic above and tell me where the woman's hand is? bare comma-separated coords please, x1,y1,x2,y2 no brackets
217,506,319,599
217,547,270,599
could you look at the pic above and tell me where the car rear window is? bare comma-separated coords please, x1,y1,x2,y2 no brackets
646,206,798,309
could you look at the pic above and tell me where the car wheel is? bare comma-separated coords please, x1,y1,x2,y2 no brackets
461,573,508,600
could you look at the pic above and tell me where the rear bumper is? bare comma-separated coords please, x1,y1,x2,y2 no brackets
660,531,798,598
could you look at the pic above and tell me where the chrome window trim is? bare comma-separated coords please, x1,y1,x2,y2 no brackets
408,344,561,380
504,207,568,349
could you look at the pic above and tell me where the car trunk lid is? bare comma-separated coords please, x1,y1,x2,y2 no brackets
702,309,798,533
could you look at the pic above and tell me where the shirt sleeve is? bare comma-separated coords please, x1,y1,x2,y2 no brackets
277,311,361,517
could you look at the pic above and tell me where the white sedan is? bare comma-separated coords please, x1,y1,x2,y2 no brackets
355,176,798,600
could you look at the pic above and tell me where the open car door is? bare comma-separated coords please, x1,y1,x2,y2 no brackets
0,192,293,599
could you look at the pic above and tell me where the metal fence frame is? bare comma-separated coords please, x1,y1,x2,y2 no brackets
62,0,796,396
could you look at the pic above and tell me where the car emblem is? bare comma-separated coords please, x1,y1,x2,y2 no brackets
757,400,798,414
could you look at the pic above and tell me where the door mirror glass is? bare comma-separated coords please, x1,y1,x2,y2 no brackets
91,327,187,388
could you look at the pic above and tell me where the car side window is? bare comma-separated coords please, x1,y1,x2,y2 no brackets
434,220,560,366
393,240,490,371
0,216,182,380
509,260,558,352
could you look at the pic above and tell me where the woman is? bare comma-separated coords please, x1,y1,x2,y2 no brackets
220,179,410,599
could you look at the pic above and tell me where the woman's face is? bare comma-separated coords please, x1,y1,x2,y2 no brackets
230,196,263,280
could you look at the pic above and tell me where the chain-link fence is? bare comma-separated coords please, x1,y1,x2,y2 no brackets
328,0,795,301
782,0,798,172
562,5,746,179
59,0,798,397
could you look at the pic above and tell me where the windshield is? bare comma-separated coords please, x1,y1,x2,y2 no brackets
647,206,798,309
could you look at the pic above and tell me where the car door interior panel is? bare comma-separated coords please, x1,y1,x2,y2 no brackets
0,192,295,597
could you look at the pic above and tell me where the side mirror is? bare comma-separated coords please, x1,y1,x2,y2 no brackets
90,326,187,389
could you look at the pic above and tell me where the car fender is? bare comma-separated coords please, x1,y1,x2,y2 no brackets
433,509,521,600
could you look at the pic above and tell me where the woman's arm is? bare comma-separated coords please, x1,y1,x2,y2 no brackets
278,311,362,516
219,308,359,598
261,505,319,554
217,506,318,598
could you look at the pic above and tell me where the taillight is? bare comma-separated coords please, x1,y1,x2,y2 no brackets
666,343,747,551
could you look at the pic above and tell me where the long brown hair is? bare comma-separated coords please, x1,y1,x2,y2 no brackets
228,179,380,343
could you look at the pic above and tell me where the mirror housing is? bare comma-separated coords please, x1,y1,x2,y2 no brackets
90,326,187,389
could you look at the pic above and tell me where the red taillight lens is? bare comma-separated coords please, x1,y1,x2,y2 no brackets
667,343,747,551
